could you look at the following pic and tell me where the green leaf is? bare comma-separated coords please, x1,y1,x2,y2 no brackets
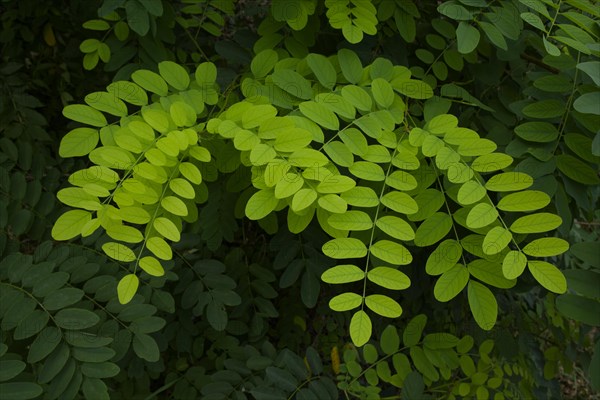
468,281,497,331
393,79,433,100
117,274,139,304
370,240,412,265
131,69,168,96
0,383,43,400
81,362,119,378
457,138,497,157
386,171,417,191
85,92,127,117
371,78,395,108
497,190,551,212
510,213,562,234
573,92,600,115
365,294,402,318
242,104,278,129
0,360,26,381
289,148,329,167
556,154,600,185
153,217,180,241
28,327,60,363
502,250,527,280
468,259,515,289
350,161,385,181
107,81,147,106
522,100,564,118
381,191,419,214
251,49,278,78
338,49,363,84
341,85,373,111
246,189,279,220
350,310,372,347
471,153,514,173
342,186,379,207
322,265,365,284
322,238,368,259
482,226,512,255
478,21,507,50
329,292,362,311
403,314,427,347
63,104,107,127
195,62,217,86
102,242,136,262
367,267,411,290
328,210,372,230
274,127,312,152
456,22,480,54
380,325,400,355
426,239,462,276
52,210,91,240
132,333,160,362
577,61,600,86
299,101,339,130
271,69,312,100
55,308,100,329
457,180,486,205
414,212,452,247
434,264,469,302
528,261,567,294
523,238,569,257
375,215,415,241
556,294,600,326
158,61,189,91
466,203,499,229
485,172,533,192
323,141,354,167
306,54,336,89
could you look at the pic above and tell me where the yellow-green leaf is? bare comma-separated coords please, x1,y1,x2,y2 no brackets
117,274,139,304
502,250,527,280
322,265,365,284
482,226,511,255
365,294,402,318
102,242,136,262
52,210,92,240
497,190,551,212
246,189,279,220
350,310,372,347
485,172,533,192
370,240,412,265
139,256,165,277
329,292,363,311
510,213,562,234
322,238,368,259
467,281,497,331
434,264,469,302
367,267,411,290
528,260,567,294
523,238,570,257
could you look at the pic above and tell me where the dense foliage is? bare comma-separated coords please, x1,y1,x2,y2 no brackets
1,0,599,399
